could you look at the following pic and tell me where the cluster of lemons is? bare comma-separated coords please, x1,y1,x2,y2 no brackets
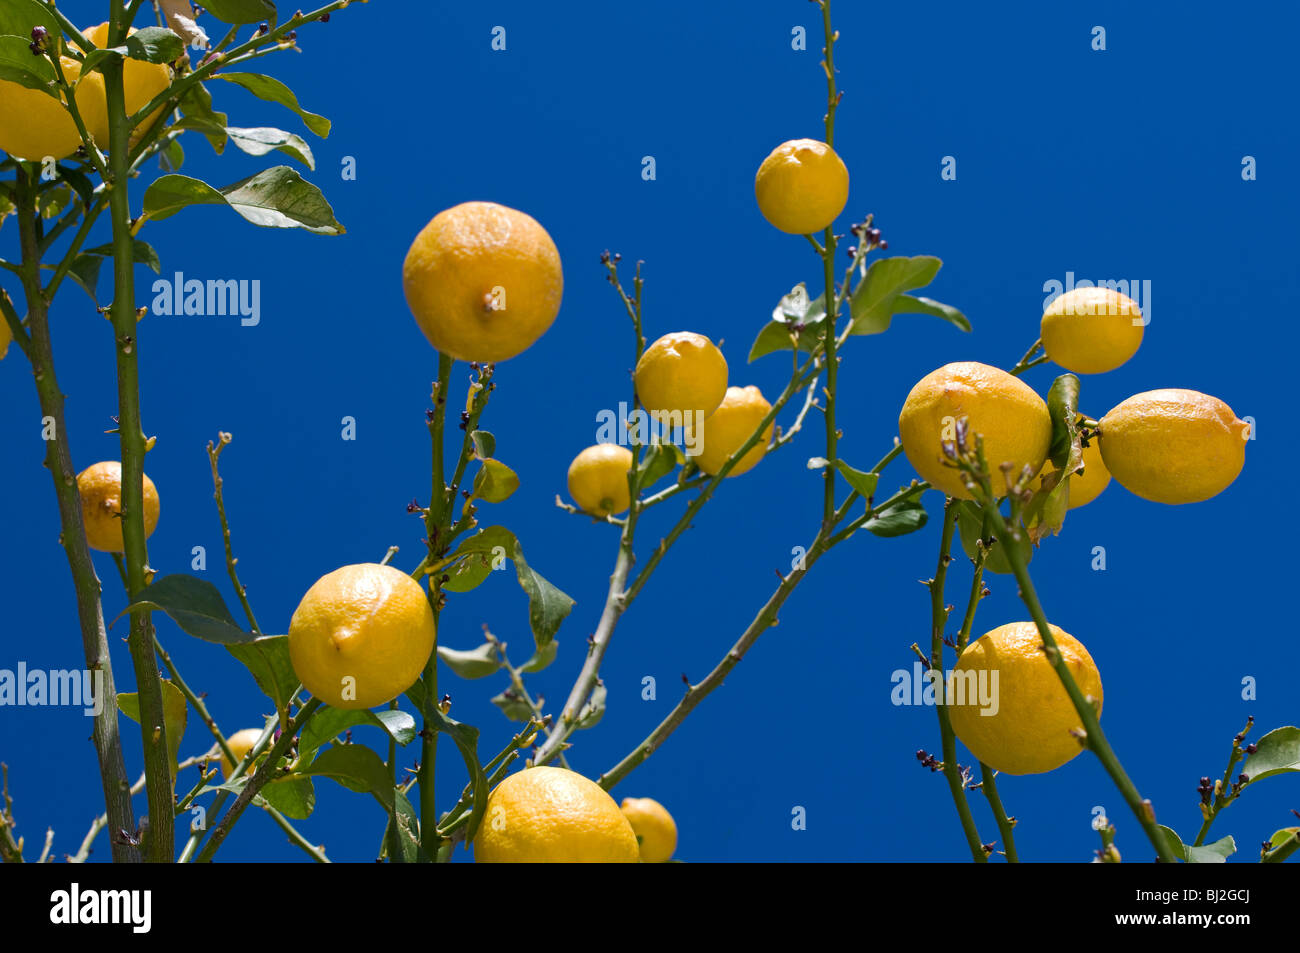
0,23,170,161
899,287,1248,776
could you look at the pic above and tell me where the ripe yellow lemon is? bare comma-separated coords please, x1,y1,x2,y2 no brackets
620,796,677,863
754,138,849,234
403,202,563,363
82,23,171,141
1066,416,1110,509
567,444,633,517
288,564,435,710
220,727,263,780
0,55,106,160
898,362,1051,499
475,766,640,863
634,332,728,426
689,385,773,477
948,621,1102,776
1098,389,1248,504
77,461,160,553
1040,287,1144,374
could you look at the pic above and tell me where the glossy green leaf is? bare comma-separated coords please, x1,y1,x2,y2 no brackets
865,499,929,538
142,167,343,233
638,442,678,487
0,35,56,95
439,525,512,594
1263,827,1300,863
847,256,942,335
574,682,607,730
213,71,330,136
177,81,227,152
298,706,417,756
125,27,183,64
1159,825,1236,863
437,643,501,680
748,283,826,361
520,639,558,673
258,775,315,820
470,429,496,460
472,458,519,503
225,635,297,718
1047,374,1082,470
0,1,59,40
299,743,395,812
403,687,489,845
1242,726,1300,786
390,789,422,862
226,125,314,169
835,460,879,498
201,0,279,25
122,573,252,644
491,689,534,723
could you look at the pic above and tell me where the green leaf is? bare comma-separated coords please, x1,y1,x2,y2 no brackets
0,34,56,96
0,2,58,41
225,635,298,718
574,682,607,730
226,125,314,169
1159,825,1236,863
889,294,971,333
200,0,279,25
521,640,558,673
125,27,183,64
117,679,186,783
1242,726,1300,786
258,775,315,820
510,533,575,650
638,442,679,487
472,458,519,503
1263,828,1300,863
439,525,512,594
390,788,422,862
470,430,496,460
81,238,162,273
298,706,417,756
177,81,227,152
122,573,253,644
865,499,929,538
37,183,71,218
213,71,330,137
834,460,879,498
437,643,501,680
142,167,343,234
491,689,534,723
159,136,184,172
748,284,826,361
1047,374,1082,471
955,500,1033,575
299,743,396,812
847,256,942,335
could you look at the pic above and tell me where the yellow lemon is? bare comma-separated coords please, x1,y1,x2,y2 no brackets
689,385,773,477
754,138,849,234
948,621,1102,776
219,727,263,780
0,55,106,160
288,564,435,710
77,461,160,553
1066,416,1110,509
475,766,640,863
1040,287,1144,374
82,23,172,141
620,796,677,863
898,362,1051,499
634,332,728,426
403,201,563,363
567,444,633,517
1098,389,1248,504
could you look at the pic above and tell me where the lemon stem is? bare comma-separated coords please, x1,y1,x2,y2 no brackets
978,764,1019,862
11,167,140,863
818,0,840,530
929,500,989,862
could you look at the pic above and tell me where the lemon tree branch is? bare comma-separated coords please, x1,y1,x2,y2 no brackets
11,167,140,863
978,764,1019,862
928,500,988,862
102,25,173,860
817,0,841,529
207,433,262,633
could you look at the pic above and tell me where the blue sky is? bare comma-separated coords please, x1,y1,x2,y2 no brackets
1,0,1296,862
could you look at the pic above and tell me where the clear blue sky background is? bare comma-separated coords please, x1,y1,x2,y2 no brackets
2,0,1296,862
